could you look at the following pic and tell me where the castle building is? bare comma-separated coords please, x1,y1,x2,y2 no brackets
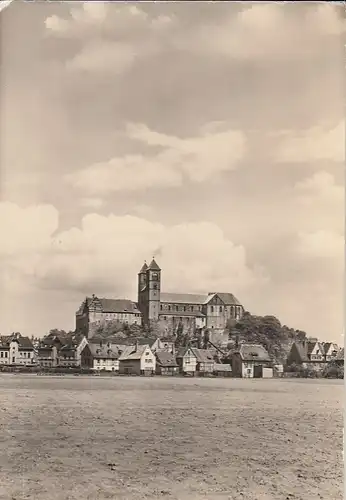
75,258,244,338
138,258,244,334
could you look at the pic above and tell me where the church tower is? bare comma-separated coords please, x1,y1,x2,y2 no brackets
146,258,161,325
137,261,148,323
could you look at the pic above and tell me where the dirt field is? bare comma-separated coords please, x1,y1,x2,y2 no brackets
0,376,343,500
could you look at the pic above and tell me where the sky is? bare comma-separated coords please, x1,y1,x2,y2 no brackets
0,1,344,341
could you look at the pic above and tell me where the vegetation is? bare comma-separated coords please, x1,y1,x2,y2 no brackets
229,312,307,363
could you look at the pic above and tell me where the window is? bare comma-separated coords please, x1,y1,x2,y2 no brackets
183,306,186,312
168,305,171,311
219,306,223,312
153,284,158,290
211,306,214,312
5,352,8,358
164,316,167,320
190,306,194,312
175,305,179,312
179,317,182,321
0,352,2,358
160,305,163,310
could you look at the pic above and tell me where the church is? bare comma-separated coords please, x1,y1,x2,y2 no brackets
75,258,244,338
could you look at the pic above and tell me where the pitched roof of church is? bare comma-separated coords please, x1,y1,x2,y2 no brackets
148,258,160,271
139,262,148,273
160,292,208,305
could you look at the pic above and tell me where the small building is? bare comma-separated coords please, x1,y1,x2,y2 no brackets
191,348,215,375
176,346,197,375
0,333,35,366
214,363,232,377
155,351,179,376
286,341,326,371
323,342,339,362
231,344,272,378
81,344,120,371
273,364,284,378
57,334,88,368
118,343,156,375
37,345,58,368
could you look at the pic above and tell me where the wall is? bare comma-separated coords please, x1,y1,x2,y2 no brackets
181,349,197,373
158,315,195,337
93,358,119,371
119,360,141,375
140,348,156,372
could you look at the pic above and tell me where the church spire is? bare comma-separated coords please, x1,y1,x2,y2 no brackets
148,257,160,271
139,261,148,274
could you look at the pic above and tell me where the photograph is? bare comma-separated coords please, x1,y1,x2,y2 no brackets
0,1,344,499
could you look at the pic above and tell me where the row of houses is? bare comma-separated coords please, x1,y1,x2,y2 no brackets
0,331,343,378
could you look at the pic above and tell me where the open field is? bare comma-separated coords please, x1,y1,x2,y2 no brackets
0,376,343,500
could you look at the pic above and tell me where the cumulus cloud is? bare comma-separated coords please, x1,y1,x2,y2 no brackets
275,121,344,163
65,123,246,194
174,3,344,61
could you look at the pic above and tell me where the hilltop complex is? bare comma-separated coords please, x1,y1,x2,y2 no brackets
75,258,244,338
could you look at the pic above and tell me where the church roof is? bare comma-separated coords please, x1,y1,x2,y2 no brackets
160,292,208,305
139,262,148,273
148,258,160,271
86,297,140,314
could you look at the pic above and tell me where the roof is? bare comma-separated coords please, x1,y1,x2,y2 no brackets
118,344,151,361
156,351,178,367
89,336,157,348
214,363,232,372
176,346,196,358
148,258,160,271
88,344,120,360
323,342,339,354
0,334,34,350
191,348,215,363
238,344,271,362
139,262,148,273
88,298,140,314
213,293,242,306
160,293,208,305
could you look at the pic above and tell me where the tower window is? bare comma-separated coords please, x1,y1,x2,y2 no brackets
153,284,158,290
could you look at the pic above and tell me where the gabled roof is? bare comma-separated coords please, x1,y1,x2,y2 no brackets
156,351,178,367
118,344,151,361
0,334,34,350
88,344,120,360
238,344,271,362
214,293,242,306
85,297,141,314
191,348,215,363
176,346,196,358
139,261,148,273
160,293,208,305
323,342,339,355
148,258,160,271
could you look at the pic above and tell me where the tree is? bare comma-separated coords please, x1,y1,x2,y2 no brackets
231,312,308,363
203,328,210,350
175,321,184,347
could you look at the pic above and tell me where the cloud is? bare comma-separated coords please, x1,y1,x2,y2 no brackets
275,121,344,163
65,123,246,194
174,3,345,61
295,230,344,262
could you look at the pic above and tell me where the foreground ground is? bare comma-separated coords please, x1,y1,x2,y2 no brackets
0,376,343,500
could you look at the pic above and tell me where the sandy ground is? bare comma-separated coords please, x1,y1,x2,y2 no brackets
0,375,343,500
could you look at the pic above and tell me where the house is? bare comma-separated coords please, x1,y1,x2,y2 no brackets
286,341,326,370
37,345,58,368
0,333,35,366
155,351,179,376
118,343,156,375
191,348,215,375
176,346,197,375
81,343,120,371
214,363,232,377
57,334,88,367
231,344,272,378
323,342,339,362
